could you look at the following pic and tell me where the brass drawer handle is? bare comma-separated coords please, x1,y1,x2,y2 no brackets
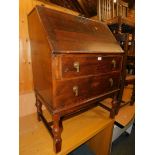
73,62,80,72
109,78,113,87
73,86,78,96
112,59,116,68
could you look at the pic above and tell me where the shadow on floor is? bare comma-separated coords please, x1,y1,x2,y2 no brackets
111,123,135,155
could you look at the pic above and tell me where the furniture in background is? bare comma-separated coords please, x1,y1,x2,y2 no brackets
97,0,134,41
115,33,135,108
112,79,135,142
100,76,135,143
20,106,114,155
28,5,124,153
98,0,129,20
100,32,135,116
92,0,135,144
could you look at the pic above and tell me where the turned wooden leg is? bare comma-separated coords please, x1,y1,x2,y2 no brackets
35,94,42,121
115,100,120,115
130,84,135,106
115,93,121,115
52,114,62,153
110,94,118,118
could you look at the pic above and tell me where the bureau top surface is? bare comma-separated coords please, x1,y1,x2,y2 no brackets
29,5,123,54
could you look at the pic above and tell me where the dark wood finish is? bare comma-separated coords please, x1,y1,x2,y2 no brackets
28,6,124,153
110,92,119,118
39,0,97,17
29,5,122,53
54,72,121,108
130,84,135,105
113,32,135,110
38,0,85,14
60,54,122,78
123,33,135,106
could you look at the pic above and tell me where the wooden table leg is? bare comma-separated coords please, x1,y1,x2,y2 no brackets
115,102,120,115
35,93,63,153
115,90,123,115
52,114,62,153
130,84,135,106
110,93,118,118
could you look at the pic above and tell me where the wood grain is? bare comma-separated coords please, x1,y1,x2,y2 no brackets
19,0,80,94
20,106,114,155
54,73,121,108
27,6,124,152
19,0,34,93
60,54,123,79
87,120,113,155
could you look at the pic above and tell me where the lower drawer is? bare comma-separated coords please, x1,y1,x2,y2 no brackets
54,73,121,108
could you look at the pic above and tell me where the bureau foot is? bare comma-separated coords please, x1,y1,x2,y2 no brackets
110,109,115,118
37,110,63,153
34,93,62,153
114,102,119,115
115,99,120,115
130,85,135,106
110,94,118,118
35,94,43,121
52,114,62,153
114,92,121,115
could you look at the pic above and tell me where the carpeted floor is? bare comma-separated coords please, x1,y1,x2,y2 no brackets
111,123,135,155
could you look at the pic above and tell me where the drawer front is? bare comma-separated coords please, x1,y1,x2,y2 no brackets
54,73,121,108
61,55,122,78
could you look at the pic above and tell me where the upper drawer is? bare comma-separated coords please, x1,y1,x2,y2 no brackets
60,55,123,79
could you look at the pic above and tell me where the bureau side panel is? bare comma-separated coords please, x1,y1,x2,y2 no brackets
28,9,53,109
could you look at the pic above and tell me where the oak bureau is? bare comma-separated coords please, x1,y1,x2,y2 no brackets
28,5,124,153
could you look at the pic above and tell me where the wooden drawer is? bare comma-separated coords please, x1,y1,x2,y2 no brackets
54,73,121,108
60,55,123,78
